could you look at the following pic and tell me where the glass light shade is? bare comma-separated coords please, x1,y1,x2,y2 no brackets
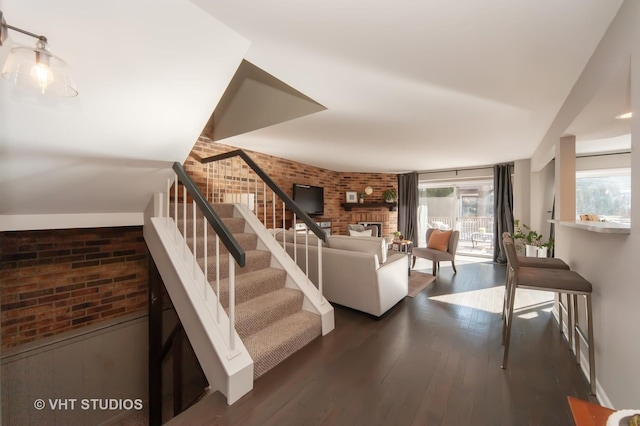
1,46,78,97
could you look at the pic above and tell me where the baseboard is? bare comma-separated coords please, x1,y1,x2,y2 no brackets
551,308,613,408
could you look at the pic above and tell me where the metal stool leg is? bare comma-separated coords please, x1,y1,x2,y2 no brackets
567,293,573,350
559,292,564,339
586,294,596,396
573,294,580,363
502,267,510,319
501,276,517,369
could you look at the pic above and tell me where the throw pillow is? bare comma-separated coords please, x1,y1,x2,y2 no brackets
427,229,452,252
349,229,373,237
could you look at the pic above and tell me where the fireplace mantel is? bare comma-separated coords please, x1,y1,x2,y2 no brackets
340,202,397,211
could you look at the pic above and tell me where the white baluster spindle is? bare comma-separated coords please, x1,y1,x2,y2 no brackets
228,253,236,352
216,235,220,323
183,186,187,259
192,200,197,277
317,237,324,303
203,213,208,300
174,175,178,243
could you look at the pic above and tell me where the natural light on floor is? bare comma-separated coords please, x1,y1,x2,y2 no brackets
427,286,554,315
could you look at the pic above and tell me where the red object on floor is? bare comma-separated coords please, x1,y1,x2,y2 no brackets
567,396,615,426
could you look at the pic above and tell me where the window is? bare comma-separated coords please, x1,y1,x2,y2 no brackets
576,168,630,223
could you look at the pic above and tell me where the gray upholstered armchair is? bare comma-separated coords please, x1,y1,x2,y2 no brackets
346,224,379,237
412,228,459,275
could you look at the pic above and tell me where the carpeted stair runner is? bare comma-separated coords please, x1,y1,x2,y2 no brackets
244,311,321,378
175,202,321,379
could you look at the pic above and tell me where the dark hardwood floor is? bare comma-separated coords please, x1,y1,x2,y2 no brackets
167,261,594,426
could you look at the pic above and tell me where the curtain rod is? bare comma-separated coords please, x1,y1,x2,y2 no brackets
576,151,631,159
418,162,513,175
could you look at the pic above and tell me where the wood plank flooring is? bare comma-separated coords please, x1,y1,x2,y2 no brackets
167,261,595,426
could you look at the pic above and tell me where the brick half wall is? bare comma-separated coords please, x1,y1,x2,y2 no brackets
1,226,148,349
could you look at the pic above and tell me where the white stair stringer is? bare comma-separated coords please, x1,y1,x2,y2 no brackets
232,203,335,336
144,209,253,405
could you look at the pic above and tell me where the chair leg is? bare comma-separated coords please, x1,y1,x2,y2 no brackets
432,261,437,276
451,260,457,274
501,284,507,344
573,294,579,362
501,279,517,368
567,293,573,351
586,294,596,396
559,293,564,340
502,268,511,320
412,255,416,269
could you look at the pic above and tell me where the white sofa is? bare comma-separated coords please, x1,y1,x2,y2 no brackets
278,231,408,317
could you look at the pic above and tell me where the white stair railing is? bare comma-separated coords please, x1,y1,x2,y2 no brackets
201,151,326,300
164,164,243,358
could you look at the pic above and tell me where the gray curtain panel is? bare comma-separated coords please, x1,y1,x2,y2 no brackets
493,163,514,263
398,172,418,243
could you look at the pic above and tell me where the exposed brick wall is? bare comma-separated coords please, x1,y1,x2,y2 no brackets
185,137,399,236
1,227,148,349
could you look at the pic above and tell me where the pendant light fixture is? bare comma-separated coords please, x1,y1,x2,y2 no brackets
0,10,77,97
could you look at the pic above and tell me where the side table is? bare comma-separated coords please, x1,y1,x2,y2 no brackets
391,239,413,275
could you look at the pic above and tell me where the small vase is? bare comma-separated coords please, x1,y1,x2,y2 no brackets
359,198,364,204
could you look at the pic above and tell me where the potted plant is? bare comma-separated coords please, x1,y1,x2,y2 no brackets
358,192,366,203
538,238,554,258
383,188,397,203
513,220,552,257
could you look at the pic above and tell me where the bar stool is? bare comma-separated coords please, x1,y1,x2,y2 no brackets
501,233,574,348
501,238,596,395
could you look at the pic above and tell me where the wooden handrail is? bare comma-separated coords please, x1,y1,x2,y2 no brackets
200,150,327,242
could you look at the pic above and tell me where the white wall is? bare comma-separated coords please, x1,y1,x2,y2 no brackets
513,159,531,225
576,152,631,171
530,0,640,408
529,160,555,241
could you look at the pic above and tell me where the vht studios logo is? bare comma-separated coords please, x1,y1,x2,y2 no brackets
34,398,143,411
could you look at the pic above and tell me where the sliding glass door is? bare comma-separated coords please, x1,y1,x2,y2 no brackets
417,179,494,258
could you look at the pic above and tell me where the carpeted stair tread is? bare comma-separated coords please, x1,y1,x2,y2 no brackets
172,202,235,218
210,203,235,218
177,216,246,235
198,249,272,279
234,288,303,338
244,311,322,379
186,232,257,255
215,268,287,308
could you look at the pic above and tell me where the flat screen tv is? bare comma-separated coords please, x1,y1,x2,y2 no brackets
293,184,324,216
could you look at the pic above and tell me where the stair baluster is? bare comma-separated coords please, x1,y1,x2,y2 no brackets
192,199,196,277
203,212,208,300
174,175,178,243
228,252,236,353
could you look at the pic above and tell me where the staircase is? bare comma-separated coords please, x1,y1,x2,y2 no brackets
181,203,322,379
144,158,334,413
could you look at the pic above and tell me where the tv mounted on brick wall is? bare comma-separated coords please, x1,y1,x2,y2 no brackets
293,183,324,216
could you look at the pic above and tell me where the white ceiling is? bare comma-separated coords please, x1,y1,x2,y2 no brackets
194,0,624,172
0,0,627,225
0,0,250,221
568,57,632,155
